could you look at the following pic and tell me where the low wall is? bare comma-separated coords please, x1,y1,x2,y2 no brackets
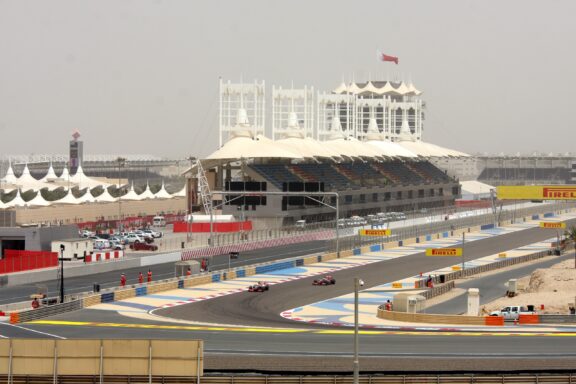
377,308,504,326
0,339,203,377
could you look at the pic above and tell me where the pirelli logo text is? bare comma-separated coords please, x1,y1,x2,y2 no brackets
359,229,391,236
539,222,566,229
543,187,576,199
425,248,463,257
497,185,576,200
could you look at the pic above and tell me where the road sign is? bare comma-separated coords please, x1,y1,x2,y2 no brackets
359,229,391,236
539,222,566,229
425,248,463,256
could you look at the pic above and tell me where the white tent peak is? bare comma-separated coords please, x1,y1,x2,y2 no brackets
139,183,156,200
2,159,17,184
41,162,58,182
5,189,27,208
27,190,51,207
154,181,173,199
173,185,186,198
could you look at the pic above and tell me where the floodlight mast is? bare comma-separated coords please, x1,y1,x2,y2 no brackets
209,191,340,257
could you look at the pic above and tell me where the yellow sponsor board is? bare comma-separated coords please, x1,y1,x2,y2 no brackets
498,253,507,258
392,282,403,288
451,266,461,271
359,229,391,236
539,222,566,229
497,185,576,200
425,248,463,256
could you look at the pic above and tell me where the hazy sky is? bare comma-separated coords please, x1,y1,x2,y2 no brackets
1,0,575,158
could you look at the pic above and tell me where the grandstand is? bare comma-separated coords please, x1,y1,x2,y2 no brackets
185,79,464,227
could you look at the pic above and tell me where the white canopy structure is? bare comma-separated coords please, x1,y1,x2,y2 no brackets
365,140,418,158
397,140,469,158
2,161,18,184
40,163,58,182
275,137,343,160
332,81,422,96
460,180,494,200
154,182,173,199
13,164,57,191
54,189,82,205
324,137,383,160
138,184,156,200
76,189,96,204
93,187,117,203
69,164,109,189
4,190,27,208
59,167,70,182
26,191,51,207
173,186,186,198
121,184,143,201
207,135,303,161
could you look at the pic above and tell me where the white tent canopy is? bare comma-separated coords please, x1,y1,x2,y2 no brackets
4,190,27,208
2,161,18,184
93,187,117,203
276,137,343,159
121,184,143,201
69,164,109,189
54,189,82,205
76,189,96,204
14,164,58,191
207,135,303,161
173,186,186,198
138,184,156,200
26,191,51,207
40,163,58,182
365,140,418,158
154,182,173,199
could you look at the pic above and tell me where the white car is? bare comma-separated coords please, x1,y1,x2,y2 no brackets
141,229,163,238
133,230,153,240
125,234,144,244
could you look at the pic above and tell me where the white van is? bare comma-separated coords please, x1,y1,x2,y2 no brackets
93,239,111,250
152,216,166,227
295,220,306,229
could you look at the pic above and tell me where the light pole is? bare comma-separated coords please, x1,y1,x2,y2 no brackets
116,157,126,233
59,244,65,303
353,277,364,384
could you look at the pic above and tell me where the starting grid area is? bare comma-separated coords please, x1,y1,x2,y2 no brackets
83,211,576,330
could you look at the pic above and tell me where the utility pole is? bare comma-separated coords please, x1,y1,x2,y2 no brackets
58,244,65,303
353,277,364,384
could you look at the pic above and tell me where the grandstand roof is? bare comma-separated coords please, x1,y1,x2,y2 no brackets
333,81,422,96
365,140,418,158
275,137,343,159
397,140,470,158
206,135,303,161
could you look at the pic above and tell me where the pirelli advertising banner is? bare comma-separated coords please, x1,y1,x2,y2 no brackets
425,248,463,257
359,229,391,236
539,222,566,229
496,185,576,200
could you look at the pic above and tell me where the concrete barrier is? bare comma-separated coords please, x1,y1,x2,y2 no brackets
376,307,499,326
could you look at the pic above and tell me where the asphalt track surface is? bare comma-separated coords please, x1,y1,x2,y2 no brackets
156,222,576,328
4,220,576,372
0,240,327,305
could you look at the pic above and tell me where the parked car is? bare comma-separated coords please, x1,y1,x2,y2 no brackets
125,234,144,244
141,229,163,238
133,230,153,240
490,305,536,321
129,242,158,251
109,240,124,251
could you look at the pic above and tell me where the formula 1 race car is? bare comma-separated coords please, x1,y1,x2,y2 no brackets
313,275,336,286
248,281,270,292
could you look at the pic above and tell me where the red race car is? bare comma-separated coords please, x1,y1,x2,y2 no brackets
248,281,270,292
313,275,336,286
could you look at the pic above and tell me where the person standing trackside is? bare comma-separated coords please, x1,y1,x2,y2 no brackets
384,300,392,311
147,269,152,283
31,297,40,309
186,267,192,277
120,273,127,287
138,272,143,284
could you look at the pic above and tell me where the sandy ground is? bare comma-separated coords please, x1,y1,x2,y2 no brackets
424,253,576,315
479,257,576,315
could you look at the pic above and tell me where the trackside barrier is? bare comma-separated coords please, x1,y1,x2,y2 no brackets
0,374,575,384
377,307,503,326
519,314,540,324
10,300,83,324
0,339,203,378
86,250,124,263
539,315,576,324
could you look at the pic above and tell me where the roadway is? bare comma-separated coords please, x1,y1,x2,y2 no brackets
2,217,576,372
0,240,326,305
